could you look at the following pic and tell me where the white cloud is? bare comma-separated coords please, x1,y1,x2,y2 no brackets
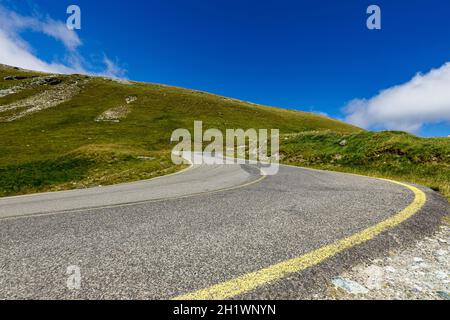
0,6,81,51
0,28,83,74
344,62,450,133
38,18,82,51
0,5,126,78
102,56,127,79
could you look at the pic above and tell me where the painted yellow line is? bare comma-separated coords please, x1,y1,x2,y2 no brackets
173,178,426,300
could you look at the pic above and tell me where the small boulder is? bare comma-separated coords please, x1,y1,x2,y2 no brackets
332,277,369,294
363,265,385,290
436,291,450,300
125,95,137,104
44,78,62,86
3,75,36,81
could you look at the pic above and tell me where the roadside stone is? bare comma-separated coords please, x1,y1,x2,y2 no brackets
385,266,396,273
411,262,429,270
363,265,385,290
436,291,450,300
434,271,447,280
412,285,423,292
332,277,369,294
316,224,450,300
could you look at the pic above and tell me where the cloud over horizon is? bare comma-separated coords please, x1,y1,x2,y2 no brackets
0,5,126,78
344,62,450,134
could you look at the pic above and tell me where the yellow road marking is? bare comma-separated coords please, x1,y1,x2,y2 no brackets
173,179,426,300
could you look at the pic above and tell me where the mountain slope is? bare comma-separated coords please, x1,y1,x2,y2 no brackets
0,65,360,196
1,65,448,202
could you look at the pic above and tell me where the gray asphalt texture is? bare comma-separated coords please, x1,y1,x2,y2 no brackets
0,162,448,299
0,163,256,219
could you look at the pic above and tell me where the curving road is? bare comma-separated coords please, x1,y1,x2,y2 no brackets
0,154,448,299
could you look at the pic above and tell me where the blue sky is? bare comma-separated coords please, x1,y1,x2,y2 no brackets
0,0,449,137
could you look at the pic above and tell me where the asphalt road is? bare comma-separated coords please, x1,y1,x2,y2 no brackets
0,156,448,299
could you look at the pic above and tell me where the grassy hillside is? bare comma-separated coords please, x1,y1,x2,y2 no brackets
281,131,450,200
0,65,360,196
0,65,448,201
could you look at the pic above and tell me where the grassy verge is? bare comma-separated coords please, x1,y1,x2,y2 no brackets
0,144,183,197
281,131,450,201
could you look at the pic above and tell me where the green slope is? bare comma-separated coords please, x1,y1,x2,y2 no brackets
0,65,448,201
0,65,359,196
282,131,450,200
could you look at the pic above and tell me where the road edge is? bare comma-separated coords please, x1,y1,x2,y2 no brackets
172,178,431,300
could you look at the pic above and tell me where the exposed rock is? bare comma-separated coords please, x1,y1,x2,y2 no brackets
339,139,348,146
3,75,37,81
125,96,137,104
137,156,155,161
0,76,64,98
95,105,130,122
95,96,137,122
0,78,88,122
43,78,63,86
0,88,17,98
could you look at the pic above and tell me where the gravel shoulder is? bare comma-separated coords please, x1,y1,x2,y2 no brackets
319,217,449,300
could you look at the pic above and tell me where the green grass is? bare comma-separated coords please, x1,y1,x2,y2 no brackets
1,66,448,201
281,131,450,201
0,144,180,195
0,67,360,196
0,69,44,90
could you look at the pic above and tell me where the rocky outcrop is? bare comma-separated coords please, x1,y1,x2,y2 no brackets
0,78,89,122
95,96,137,122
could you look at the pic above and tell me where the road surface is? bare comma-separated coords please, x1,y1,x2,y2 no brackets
0,155,448,299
